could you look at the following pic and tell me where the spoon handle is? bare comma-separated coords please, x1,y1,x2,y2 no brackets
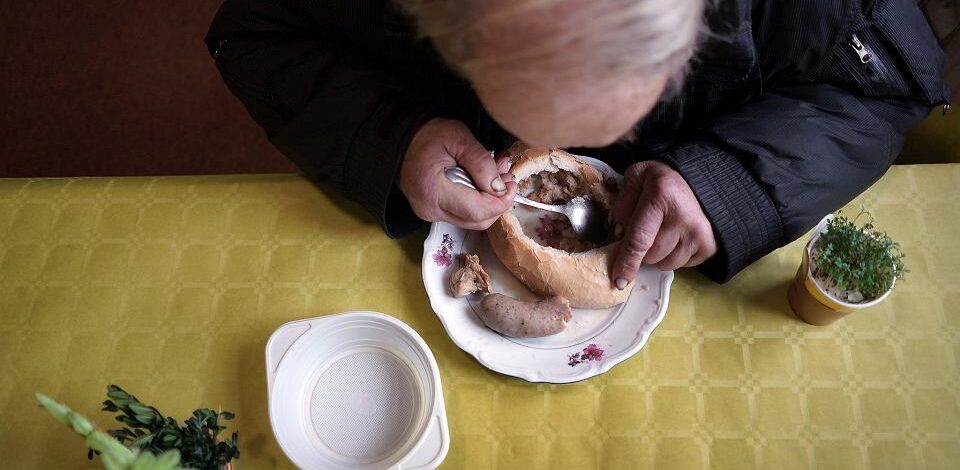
444,166,565,214
513,194,564,214
444,166,477,190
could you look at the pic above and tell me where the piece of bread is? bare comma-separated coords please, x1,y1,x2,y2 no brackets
486,143,632,308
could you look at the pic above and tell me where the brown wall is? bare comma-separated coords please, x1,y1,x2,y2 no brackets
0,1,296,177
1,2,956,177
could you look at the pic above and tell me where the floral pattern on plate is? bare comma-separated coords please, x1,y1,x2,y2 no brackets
567,344,605,367
432,234,455,267
421,155,674,383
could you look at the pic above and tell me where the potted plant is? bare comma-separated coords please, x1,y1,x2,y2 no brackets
788,211,906,325
36,385,239,470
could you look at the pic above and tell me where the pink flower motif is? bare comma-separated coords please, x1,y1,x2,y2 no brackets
567,343,604,367
433,234,455,267
582,344,604,361
432,251,453,267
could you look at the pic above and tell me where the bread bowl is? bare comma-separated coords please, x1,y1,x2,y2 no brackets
486,143,632,308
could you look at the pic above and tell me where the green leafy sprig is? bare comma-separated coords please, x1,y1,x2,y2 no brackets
100,385,239,470
36,392,183,470
812,210,906,300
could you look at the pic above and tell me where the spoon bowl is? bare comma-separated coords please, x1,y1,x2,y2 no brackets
444,165,609,244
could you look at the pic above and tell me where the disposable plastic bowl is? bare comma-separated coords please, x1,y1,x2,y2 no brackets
266,312,449,470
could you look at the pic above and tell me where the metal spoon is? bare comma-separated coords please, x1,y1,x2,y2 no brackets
444,165,609,244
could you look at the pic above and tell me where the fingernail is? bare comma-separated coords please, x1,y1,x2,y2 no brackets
614,223,623,239
615,278,628,290
491,177,506,192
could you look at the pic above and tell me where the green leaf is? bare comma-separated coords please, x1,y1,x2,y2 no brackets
136,414,157,425
132,434,154,449
813,210,904,300
101,451,128,470
87,431,134,461
36,393,71,425
37,392,143,469
108,429,136,442
98,385,240,468
154,450,181,468
128,402,156,416
131,451,156,470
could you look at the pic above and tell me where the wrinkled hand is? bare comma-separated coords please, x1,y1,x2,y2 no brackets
398,118,517,230
611,160,717,288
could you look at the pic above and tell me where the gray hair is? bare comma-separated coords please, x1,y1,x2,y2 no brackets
396,0,704,88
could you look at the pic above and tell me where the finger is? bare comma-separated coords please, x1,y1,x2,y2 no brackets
612,201,664,289
611,163,648,226
699,227,718,260
641,227,679,265
685,232,718,267
441,202,511,231
443,213,498,231
477,214,506,231
656,237,699,271
441,180,517,225
496,156,512,174
684,249,708,268
455,143,506,195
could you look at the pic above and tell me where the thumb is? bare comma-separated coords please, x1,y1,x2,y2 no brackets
612,194,664,289
454,141,506,196
440,179,518,230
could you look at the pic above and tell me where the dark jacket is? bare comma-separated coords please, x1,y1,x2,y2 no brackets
205,0,949,282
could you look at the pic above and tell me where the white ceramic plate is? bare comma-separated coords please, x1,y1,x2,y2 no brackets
421,156,674,383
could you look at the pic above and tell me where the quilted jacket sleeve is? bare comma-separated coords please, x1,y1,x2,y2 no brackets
205,0,438,237
661,0,949,282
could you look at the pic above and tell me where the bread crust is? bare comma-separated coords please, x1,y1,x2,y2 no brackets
486,143,631,308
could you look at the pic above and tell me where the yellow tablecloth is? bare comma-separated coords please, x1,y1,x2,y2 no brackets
1,166,958,469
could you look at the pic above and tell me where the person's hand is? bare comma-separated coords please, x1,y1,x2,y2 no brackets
398,118,517,230
611,160,717,288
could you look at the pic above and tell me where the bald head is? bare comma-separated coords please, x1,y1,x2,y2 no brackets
470,65,668,148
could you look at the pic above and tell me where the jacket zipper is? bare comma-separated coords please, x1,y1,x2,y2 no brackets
848,33,896,87
849,33,950,113
848,34,872,63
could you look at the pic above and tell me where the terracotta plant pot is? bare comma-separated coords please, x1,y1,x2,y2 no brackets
788,216,895,326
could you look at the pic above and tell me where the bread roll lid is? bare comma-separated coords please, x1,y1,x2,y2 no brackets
486,146,631,308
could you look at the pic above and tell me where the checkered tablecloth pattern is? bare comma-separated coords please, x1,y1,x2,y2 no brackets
1,167,958,469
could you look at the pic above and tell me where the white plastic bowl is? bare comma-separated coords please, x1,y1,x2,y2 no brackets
266,312,449,470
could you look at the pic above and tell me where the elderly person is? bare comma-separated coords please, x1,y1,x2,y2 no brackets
205,0,948,286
